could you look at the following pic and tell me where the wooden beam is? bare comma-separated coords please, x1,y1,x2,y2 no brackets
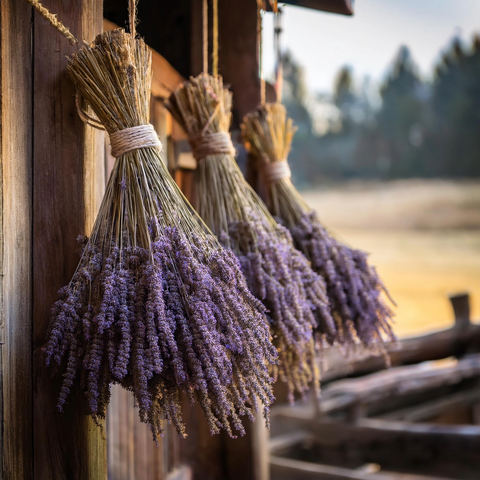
32,1,106,478
377,387,480,422
323,355,480,408
271,355,480,440
270,455,447,480
269,430,310,455
310,412,480,479
276,0,354,15
0,0,33,478
313,418,480,470
216,0,276,127
321,322,480,383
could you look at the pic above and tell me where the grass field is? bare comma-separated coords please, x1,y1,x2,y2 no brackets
301,179,480,338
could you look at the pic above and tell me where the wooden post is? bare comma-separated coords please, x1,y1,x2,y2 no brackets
0,1,34,478
185,3,271,479
449,293,471,330
346,403,367,424
31,0,106,478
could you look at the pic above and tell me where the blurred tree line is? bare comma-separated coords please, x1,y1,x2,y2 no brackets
282,36,480,187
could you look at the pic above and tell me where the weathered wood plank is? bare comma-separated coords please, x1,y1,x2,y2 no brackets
377,387,480,422
270,455,451,480
273,355,480,426
321,322,480,383
0,0,34,478
180,402,226,480
323,355,480,409
312,418,480,478
269,430,310,456
108,384,174,480
32,1,106,478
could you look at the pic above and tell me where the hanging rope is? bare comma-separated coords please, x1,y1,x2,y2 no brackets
273,2,283,103
212,0,219,76
203,0,209,73
75,91,105,130
257,0,266,105
129,0,137,38
24,0,78,45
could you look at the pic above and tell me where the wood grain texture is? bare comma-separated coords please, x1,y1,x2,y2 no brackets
32,1,106,478
180,401,226,480
270,455,447,480
218,0,261,127
0,0,34,478
106,385,171,479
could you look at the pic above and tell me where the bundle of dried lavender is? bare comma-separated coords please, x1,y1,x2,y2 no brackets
166,75,336,402
241,103,395,350
44,30,277,441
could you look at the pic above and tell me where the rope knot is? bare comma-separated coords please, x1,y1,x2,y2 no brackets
110,124,162,158
189,132,235,161
261,161,291,184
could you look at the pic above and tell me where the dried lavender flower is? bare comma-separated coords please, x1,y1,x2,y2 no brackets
241,103,395,351
166,75,335,402
44,30,276,442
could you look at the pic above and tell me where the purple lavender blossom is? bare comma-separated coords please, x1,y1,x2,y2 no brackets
240,102,395,352
45,29,277,442
291,211,396,348
225,209,335,403
165,73,332,402
44,227,276,441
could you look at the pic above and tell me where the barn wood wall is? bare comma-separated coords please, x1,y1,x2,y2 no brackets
1,0,106,478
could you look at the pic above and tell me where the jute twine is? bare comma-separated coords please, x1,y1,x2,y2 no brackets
189,132,235,161
261,161,291,184
110,125,162,158
24,0,77,45
76,92,161,157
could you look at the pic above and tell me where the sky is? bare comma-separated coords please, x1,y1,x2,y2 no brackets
262,0,480,94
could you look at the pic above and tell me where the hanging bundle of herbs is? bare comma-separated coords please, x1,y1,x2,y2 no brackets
166,74,336,402
44,30,277,441
241,102,395,350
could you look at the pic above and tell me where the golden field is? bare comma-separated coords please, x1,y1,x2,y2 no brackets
301,179,480,338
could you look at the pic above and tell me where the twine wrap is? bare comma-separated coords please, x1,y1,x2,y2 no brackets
25,0,78,45
189,132,235,161
110,124,162,158
261,161,291,184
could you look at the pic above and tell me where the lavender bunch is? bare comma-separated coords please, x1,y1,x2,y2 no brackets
44,30,276,441
166,75,336,402
241,103,395,350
